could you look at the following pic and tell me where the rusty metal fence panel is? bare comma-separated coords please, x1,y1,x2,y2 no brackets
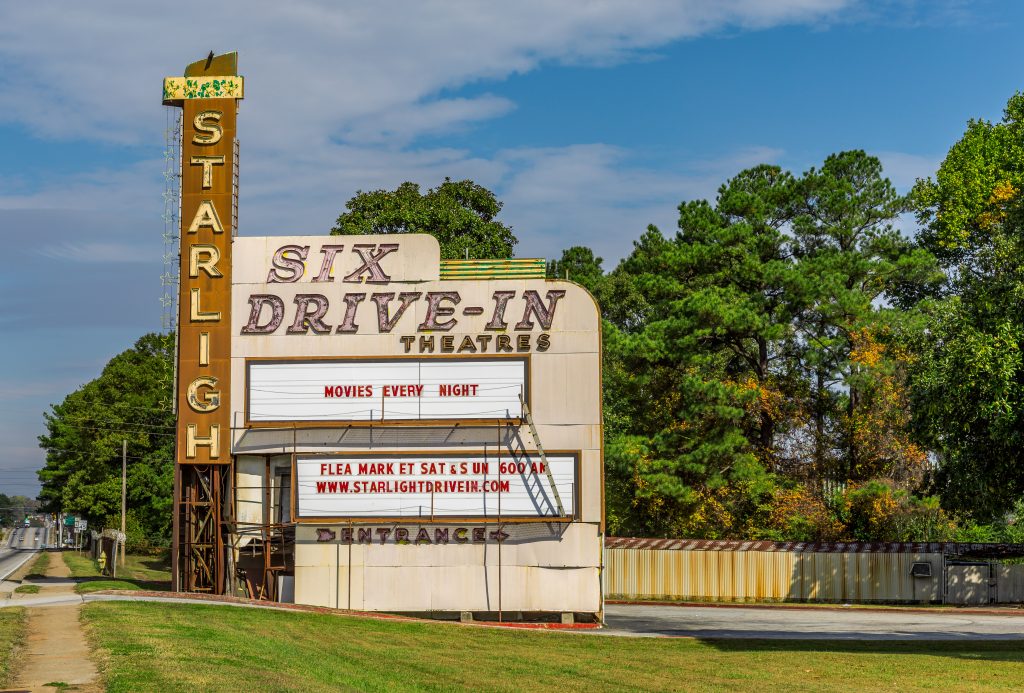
605,546,944,603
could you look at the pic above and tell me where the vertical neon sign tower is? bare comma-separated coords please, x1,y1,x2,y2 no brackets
163,53,242,593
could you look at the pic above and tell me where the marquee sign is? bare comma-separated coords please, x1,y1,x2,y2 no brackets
163,53,603,613
233,238,566,356
246,357,527,423
295,453,577,519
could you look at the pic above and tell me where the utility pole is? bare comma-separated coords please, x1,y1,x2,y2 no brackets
121,439,127,566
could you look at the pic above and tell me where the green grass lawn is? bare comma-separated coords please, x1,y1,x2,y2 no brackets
13,585,39,595
0,608,25,686
81,601,1024,692
23,551,50,579
63,551,171,593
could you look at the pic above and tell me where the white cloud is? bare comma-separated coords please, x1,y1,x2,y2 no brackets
217,139,784,264
35,241,156,264
341,94,516,145
0,160,163,213
0,2,851,263
495,144,785,263
0,1,850,147
0,1,863,482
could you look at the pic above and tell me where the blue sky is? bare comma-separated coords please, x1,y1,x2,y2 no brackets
0,0,1020,496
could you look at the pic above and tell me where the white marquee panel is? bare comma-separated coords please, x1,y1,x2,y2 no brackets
247,358,526,422
296,453,576,519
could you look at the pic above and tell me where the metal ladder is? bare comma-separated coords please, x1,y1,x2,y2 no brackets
517,393,565,517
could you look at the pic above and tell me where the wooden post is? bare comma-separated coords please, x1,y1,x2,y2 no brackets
120,439,127,566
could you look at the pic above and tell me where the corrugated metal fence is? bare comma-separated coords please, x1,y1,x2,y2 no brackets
997,564,1024,602
604,538,1024,604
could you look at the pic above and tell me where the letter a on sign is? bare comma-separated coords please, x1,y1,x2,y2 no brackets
188,200,225,234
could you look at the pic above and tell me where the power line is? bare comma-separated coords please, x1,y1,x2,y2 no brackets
1,402,172,414
42,423,177,438
33,448,161,462
58,417,176,431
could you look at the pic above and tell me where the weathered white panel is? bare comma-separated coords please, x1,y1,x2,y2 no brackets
235,455,266,526
231,236,602,614
948,564,990,605
997,564,1024,603
293,522,600,612
248,358,526,423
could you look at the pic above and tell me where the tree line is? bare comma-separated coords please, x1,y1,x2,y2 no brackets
0,494,38,527
37,93,1024,545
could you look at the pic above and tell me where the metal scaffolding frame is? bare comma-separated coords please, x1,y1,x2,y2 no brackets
176,465,228,593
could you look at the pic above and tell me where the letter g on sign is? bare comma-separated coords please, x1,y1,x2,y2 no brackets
186,376,221,412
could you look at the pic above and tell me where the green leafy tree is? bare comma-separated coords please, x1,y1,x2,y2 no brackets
603,166,809,536
331,177,517,259
547,246,605,294
602,154,939,539
619,165,807,464
0,494,34,527
37,333,175,546
838,480,951,542
792,150,939,487
908,93,1024,521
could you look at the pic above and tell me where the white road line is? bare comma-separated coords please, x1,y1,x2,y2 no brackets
0,550,39,583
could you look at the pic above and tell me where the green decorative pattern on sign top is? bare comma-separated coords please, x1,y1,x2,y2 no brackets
163,76,244,102
440,258,547,280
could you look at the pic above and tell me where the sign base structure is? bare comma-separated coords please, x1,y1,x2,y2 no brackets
166,56,604,619
292,523,600,617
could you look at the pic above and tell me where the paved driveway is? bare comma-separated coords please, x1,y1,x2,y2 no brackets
602,603,1024,640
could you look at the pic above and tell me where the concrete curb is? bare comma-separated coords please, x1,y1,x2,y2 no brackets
604,599,1024,618
0,593,84,608
84,592,600,628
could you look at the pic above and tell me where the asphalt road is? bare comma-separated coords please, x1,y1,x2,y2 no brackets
602,603,1024,640
0,527,43,581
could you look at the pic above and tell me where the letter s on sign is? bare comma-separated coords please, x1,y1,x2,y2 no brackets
267,245,309,283
193,110,223,145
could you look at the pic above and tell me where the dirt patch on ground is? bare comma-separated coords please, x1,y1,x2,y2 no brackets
12,552,100,693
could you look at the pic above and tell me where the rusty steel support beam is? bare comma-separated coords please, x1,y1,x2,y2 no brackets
171,464,180,592
178,465,227,593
